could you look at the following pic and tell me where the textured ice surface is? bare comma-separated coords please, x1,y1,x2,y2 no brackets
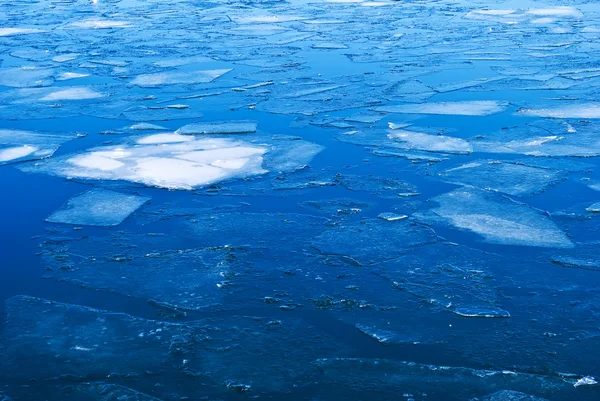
176,121,257,135
46,189,149,227
61,383,164,401
480,390,549,401
453,307,511,318
518,104,600,119
2,296,342,394
374,101,508,116
438,160,564,196
418,188,573,248
314,358,584,400
312,218,437,265
586,203,600,213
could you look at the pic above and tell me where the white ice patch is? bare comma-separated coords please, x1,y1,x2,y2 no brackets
131,69,232,87
517,104,600,119
375,101,507,116
388,131,472,154
0,145,38,162
39,87,104,101
419,188,573,248
526,7,583,18
0,28,44,36
31,136,269,190
70,19,132,29
47,189,149,227
56,72,90,81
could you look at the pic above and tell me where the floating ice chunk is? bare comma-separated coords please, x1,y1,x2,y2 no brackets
131,69,232,87
152,56,214,67
39,87,103,101
136,133,193,144
0,145,38,163
586,203,600,213
377,212,407,221
375,101,508,116
419,188,573,248
388,130,472,155
52,54,78,63
23,135,274,190
70,19,132,29
574,376,597,387
355,324,412,344
0,28,44,36
517,104,600,119
526,7,583,18
56,72,90,81
453,307,510,318
47,189,149,227
438,160,563,196
551,255,600,271
176,121,257,135
264,140,324,173
130,123,168,131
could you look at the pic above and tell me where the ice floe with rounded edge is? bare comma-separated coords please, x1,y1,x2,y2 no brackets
21,133,322,190
417,187,573,248
374,101,508,116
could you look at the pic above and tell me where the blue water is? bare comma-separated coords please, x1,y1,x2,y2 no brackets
1,0,600,400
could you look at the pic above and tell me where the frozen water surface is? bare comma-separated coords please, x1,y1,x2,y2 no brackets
1,0,600,399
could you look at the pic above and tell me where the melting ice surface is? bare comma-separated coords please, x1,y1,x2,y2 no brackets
1,0,600,400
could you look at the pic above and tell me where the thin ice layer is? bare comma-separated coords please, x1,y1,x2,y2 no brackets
311,218,438,265
389,130,472,154
374,101,508,116
46,189,150,227
517,103,600,119
418,188,573,248
438,160,564,196
131,69,232,87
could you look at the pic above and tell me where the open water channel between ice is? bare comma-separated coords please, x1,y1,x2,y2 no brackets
1,0,600,400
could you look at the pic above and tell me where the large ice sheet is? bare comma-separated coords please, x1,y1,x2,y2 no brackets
518,103,600,119
389,130,472,154
46,189,150,227
417,188,573,248
131,69,232,87
21,133,322,190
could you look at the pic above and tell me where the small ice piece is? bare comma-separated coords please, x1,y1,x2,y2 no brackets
453,307,510,318
69,19,132,29
378,212,408,221
388,130,472,155
355,324,409,345
375,101,508,116
39,87,103,101
46,189,150,227
517,104,600,119
586,203,600,213
0,145,38,162
56,72,90,81
574,376,597,387
176,121,257,135
131,69,232,87
420,187,573,248
130,123,168,131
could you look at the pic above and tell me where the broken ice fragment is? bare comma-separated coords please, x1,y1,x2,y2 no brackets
375,101,508,116
418,188,573,248
39,87,103,101
453,307,511,318
585,202,600,213
131,69,232,87
46,189,150,227
377,212,408,221
574,376,597,387
176,121,258,135
517,104,600,119
0,129,75,165
388,131,472,154
129,123,168,131
0,28,44,36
